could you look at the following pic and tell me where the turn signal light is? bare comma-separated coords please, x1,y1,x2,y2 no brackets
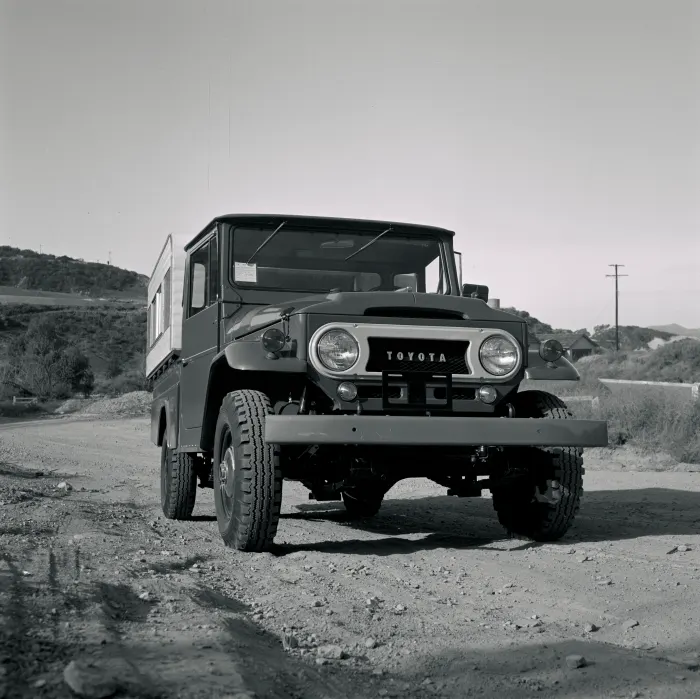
261,328,286,353
539,339,564,362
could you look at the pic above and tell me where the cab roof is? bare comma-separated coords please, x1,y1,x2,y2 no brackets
185,214,455,251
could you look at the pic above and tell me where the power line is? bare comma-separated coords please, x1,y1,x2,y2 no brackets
606,264,629,351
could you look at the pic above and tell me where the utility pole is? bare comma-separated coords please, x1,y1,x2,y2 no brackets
606,264,628,351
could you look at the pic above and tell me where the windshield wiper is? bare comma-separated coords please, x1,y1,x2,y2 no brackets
344,226,392,261
247,221,287,264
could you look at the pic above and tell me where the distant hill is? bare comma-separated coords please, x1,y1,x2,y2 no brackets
501,307,589,343
648,324,700,340
0,245,147,299
500,308,684,353
591,324,678,352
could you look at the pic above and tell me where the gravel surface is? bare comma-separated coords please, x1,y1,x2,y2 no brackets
1,416,699,698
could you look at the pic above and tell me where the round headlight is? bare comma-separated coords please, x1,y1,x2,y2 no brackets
317,329,359,372
539,338,564,362
479,335,519,376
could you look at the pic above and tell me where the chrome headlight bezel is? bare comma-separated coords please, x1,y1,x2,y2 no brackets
478,334,520,377
316,328,360,372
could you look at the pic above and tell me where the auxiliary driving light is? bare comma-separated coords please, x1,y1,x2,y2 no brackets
337,382,358,402
477,385,498,404
539,338,564,362
261,327,286,353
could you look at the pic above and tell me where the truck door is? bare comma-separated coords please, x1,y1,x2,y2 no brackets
179,231,219,433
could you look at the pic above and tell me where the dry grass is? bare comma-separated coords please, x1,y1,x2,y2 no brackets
568,392,700,465
521,341,700,465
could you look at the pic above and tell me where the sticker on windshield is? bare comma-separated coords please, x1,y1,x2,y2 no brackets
234,262,258,283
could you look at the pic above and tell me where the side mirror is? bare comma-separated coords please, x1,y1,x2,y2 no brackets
462,283,489,302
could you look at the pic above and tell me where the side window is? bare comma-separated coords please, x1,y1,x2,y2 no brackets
163,268,171,331
188,241,210,317
425,254,445,294
209,234,219,304
148,284,164,347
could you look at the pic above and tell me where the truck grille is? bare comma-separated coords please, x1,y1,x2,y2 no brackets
366,338,470,374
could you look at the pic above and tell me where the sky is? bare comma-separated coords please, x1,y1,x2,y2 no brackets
1,0,698,332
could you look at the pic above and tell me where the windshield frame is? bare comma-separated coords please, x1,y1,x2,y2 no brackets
225,223,458,297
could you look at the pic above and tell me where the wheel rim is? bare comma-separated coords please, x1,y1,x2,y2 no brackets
217,427,235,520
535,479,563,505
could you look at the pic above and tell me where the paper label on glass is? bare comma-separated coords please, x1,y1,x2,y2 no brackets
234,262,258,283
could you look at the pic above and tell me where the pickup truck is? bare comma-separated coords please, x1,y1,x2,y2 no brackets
146,214,608,552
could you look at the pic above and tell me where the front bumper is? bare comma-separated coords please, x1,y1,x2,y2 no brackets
264,415,608,447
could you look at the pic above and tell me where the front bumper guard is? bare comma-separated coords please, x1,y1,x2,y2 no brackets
264,415,608,447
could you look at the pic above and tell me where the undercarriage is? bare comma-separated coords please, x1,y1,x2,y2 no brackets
162,375,603,551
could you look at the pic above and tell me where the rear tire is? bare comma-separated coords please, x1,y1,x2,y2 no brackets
213,390,282,552
160,437,197,520
491,390,584,541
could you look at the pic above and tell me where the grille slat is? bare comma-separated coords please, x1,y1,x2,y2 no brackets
366,338,470,374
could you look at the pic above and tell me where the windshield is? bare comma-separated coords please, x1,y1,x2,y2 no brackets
231,226,451,294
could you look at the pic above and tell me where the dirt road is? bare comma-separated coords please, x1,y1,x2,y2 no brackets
1,416,699,699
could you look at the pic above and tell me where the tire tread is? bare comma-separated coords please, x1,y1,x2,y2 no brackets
216,389,282,552
161,443,197,520
492,390,584,541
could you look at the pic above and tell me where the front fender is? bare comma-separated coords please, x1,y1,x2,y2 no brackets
524,348,580,381
221,341,307,373
199,342,307,452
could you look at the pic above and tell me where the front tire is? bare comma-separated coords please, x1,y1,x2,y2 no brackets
160,437,197,520
491,390,584,541
213,390,282,552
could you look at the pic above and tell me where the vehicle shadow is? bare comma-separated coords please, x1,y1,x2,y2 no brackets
277,487,700,555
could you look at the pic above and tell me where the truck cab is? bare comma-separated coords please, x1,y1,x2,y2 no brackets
147,214,607,552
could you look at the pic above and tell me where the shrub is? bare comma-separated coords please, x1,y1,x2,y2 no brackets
0,400,46,418
96,371,147,397
568,391,700,464
4,315,95,399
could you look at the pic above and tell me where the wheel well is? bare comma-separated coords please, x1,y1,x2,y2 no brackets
200,361,305,452
201,362,234,452
157,407,167,446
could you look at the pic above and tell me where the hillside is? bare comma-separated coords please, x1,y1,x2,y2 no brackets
0,303,146,396
649,324,700,340
0,245,147,299
500,306,586,341
0,246,148,398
